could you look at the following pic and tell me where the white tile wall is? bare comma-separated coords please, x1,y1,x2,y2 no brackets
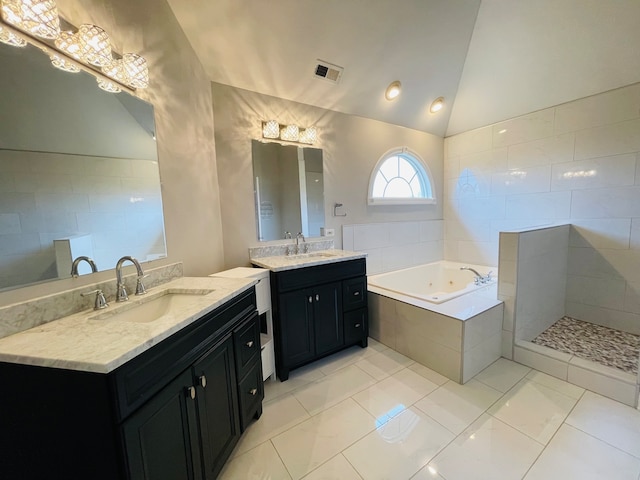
343,220,443,275
445,81,640,335
0,151,165,288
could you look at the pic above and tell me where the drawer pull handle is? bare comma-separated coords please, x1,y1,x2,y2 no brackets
355,323,361,328
308,296,313,303
246,341,254,348
316,294,320,301
187,386,196,400
249,388,258,396
199,375,207,388
354,291,360,296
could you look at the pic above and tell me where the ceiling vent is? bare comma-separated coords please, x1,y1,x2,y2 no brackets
314,60,343,84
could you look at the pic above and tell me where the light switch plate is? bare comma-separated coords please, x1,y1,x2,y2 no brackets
322,228,335,237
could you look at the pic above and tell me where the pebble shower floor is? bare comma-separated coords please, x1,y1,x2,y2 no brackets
533,316,640,375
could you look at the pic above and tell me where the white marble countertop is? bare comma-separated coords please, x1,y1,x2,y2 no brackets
250,249,367,272
0,276,256,374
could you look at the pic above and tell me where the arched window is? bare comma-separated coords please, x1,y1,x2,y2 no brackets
368,147,436,205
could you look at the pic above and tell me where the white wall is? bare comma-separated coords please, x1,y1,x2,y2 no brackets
445,82,640,334
212,83,444,269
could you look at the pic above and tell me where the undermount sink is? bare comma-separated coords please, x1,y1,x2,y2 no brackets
284,252,337,260
90,289,213,323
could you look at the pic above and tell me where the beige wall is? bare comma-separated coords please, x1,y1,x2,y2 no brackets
0,0,224,306
212,82,444,269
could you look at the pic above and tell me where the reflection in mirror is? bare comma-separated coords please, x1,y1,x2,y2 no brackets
252,140,325,242
0,41,166,291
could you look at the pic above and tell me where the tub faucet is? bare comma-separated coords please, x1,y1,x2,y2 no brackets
460,266,488,285
70,256,98,277
115,256,147,302
295,232,306,254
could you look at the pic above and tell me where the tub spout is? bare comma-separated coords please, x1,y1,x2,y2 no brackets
460,266,491,285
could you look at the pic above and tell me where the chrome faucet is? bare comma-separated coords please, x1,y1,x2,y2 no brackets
70,256,98,277
115,256,147,302
460,266,493,285
295,232,306,254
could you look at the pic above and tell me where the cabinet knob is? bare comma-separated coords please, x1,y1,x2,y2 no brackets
353,291,360,296
308,296,313,303
315,294,320,301
199,375,207,388
355,323,361,328
249,388,258,396
246,340,254,348
187,386,196,400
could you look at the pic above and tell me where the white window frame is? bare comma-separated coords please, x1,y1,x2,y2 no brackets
367,147,436,206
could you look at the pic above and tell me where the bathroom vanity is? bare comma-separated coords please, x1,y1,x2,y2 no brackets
0,277,262,480
252,251,368,381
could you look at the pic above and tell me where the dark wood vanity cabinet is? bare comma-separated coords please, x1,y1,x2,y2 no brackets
0,287,263,480
270,258,369,380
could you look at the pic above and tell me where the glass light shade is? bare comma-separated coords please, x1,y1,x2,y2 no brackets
262,120,279,139
54,30,81,60
0,25,26,46
122,53,148,88
102,58,130,84
280,124,299,142
1,0,60,39
299,126,317,144
50,53,79,72
96,77,121,93
79,23,112,67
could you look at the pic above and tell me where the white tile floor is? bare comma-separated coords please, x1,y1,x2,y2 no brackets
219,340,640,480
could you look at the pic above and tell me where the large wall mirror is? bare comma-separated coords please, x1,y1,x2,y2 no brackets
0,41,166,291
252,140,325,242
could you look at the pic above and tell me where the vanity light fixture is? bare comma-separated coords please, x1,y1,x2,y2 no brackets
0,0,150,92
0,24,25,46
429,97,445,113
280,124,299,142
261,121,317,145
262,120,280,139
1,0,60,40
385,80,401,101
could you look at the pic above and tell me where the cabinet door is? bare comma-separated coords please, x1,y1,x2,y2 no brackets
193,335,240,480
279,290,315,368
123,369,199,480
314,282,344,356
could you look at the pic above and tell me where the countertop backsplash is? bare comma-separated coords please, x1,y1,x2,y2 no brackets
0,262,183,340
249,239,334,259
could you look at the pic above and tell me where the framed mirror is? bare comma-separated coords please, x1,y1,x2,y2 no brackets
0,41,166,291
252,140,325,242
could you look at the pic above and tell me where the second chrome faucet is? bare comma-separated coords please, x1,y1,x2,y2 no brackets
115,256,147,302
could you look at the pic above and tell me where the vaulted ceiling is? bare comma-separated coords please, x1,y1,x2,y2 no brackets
167,0,640,137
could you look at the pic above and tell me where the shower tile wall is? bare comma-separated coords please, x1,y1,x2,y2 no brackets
444,82,640,335
342,220,443,275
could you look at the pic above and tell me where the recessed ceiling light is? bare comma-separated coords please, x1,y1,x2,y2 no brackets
429,97,445,113
498,129,507,134
385,81,401,101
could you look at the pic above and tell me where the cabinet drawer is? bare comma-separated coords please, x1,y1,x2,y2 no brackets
344,308,368,345
274,258,366,293
342,277,367,311
237,362,264,432
233,312,261,380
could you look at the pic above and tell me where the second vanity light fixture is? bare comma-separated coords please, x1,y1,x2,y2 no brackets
0,0,149,93
262,120,318,145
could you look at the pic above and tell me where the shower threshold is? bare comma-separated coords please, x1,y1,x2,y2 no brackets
533,316,639,375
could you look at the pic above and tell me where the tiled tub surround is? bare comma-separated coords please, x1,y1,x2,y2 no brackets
0,274,256,373
368,271,503,383
342,220,443,275
444,81,640,341
0,262,183,340
533,316,640,375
